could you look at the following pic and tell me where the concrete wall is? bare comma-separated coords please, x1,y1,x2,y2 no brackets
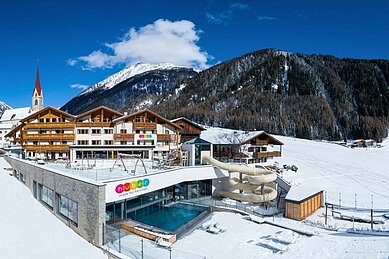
5,156,106,245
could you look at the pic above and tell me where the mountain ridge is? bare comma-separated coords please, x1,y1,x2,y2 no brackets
61,49,389,141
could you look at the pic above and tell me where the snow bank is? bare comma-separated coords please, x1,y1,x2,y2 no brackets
0,158,105,259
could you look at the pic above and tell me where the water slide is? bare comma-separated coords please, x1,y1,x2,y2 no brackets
203,155,277,203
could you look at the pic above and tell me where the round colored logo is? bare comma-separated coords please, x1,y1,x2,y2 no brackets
139,134,153,139
115,178,150,193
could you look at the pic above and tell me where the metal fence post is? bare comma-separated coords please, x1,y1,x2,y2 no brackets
118,229,121,253
141,238,144,259
169,247,172,259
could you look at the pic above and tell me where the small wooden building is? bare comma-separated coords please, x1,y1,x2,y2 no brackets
171,117,205,143
284,187,324,221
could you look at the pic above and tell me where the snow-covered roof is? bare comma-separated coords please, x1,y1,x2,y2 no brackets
171,117,206,131
0,123,15,130
0,107,31,122
200,127,265,145
285,186,323,203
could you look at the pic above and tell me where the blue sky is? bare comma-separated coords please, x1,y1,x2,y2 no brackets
1,0,388,109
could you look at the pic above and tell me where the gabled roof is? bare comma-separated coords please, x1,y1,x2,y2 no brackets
184,137,211,145
0,107,31,122
5,123,24,138
113,109,182,130
20,106,76,123
170,117,206,131
201,127,283,145
32,66,42,96
76,106,123,119
243,131,284,145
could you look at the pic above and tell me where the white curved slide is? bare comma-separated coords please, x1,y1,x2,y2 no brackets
203,155,277,203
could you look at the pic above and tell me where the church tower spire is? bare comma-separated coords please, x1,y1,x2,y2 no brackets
32,62,44,112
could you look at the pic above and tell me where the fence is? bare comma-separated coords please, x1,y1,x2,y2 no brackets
182,197,281,217
104,225,206,259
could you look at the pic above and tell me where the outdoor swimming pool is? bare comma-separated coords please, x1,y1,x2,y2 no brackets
130,203,208,232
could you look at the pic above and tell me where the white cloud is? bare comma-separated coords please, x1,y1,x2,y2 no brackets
68,19,209,70
230,2,249,10
70,84,89,90
257,15,277,21
206,2,249,24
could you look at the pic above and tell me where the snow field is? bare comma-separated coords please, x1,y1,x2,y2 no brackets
0,158,105,259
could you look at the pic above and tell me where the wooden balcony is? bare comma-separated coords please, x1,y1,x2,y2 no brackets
24,122,75,129
157,134,178,143
255,151,281,158
24,144,70,151
113,133,134,140
23,134,75,140
252,140,269,145
133,122,157,129
76,122,113,127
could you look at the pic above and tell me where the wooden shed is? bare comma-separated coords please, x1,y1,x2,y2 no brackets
284,187,324,221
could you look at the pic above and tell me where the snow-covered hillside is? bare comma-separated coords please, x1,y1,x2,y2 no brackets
274,136,389,209
0,101,12,118
0,159,105,259
79,63,186,96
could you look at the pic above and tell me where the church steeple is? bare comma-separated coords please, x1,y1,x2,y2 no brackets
32,63,44,112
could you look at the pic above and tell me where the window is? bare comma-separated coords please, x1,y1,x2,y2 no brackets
77,140,88,145
56,193,78,225
92,140,101,145
92,129,101,134
77,129,89,134
120,129,127,134
20,173,26,184
104,140,113,145
104,129,113,134
39,184,53,208
120,141,127,145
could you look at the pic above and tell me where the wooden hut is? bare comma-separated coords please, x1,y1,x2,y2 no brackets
284,187,324,221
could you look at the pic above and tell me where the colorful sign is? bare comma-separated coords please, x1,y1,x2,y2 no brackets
115,178,150,194
138,134,153,139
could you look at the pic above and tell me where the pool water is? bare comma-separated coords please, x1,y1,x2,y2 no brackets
131,203,207,232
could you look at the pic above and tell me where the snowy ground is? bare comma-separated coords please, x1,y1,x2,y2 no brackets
2,135,389,259
0,158,105,259
275,136,389,209
172,136,389,259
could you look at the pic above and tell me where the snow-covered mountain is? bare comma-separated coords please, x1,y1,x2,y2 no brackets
78,63,188,96
0,101,12,119
61,63,197,114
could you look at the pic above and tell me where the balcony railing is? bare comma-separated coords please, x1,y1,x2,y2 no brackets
23,134,75,140
113,133,135,140
76,122,113,127
157,134,179,143
133,122,157,129
248,140,269,146
24,144,70,151
255,151,281,158
24,122,75,129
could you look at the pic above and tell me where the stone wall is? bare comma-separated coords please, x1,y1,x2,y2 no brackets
5,156,106,245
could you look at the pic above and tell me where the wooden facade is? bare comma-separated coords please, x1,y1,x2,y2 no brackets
210,131,283,163
285,191,323,221
6,107,183,161
170,117,205,143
